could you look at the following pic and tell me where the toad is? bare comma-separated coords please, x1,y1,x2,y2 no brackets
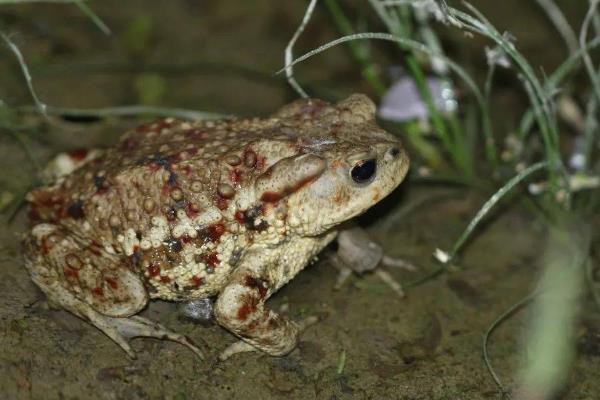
23,94,409,360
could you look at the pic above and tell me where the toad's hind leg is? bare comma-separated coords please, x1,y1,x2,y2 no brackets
29,280,203,359
24,223,203,359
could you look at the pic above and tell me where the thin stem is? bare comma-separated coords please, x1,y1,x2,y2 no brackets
449,3,564,191
452,4,559,150
534,0,578,55
323,0,386,96
448,161,548,261
0,30,47,117
583,91,598,171
483,291,537,397
580,0,600,103
482,63,498,168
284,0,318,98
21,105,225,121
73,0,111,35
519,35,600,137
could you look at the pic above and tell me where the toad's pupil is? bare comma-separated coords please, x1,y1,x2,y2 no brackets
351,159,377,184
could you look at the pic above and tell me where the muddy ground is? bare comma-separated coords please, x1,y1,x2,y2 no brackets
1,1,599,399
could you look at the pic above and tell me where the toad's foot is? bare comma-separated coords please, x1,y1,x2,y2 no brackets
94,315,204,359
374,269,406,297
334,262,414,297
332,226,416,297
37,281,205,359
218,316,318,361
381,255,417,271
29,275,204,359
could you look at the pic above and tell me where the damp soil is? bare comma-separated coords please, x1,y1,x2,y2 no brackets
1,1,599,399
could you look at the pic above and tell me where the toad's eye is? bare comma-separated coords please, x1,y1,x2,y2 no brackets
350,159,377,184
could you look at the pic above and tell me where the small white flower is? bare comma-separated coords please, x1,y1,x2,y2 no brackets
417,166,431,177
434,248,450,264
485,46,511,69
528,182,546,195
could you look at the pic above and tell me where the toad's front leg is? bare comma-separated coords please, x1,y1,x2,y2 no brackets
215,268,288,354
214,236,331,360
332,225,415,297
214,268,318,360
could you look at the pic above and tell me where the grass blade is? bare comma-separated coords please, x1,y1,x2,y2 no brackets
447,161,548,261
22,105,226,121
0,30,47,117
284,0,318,98
73,0,111,35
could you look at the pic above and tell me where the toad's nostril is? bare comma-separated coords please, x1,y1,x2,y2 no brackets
389,147,400,157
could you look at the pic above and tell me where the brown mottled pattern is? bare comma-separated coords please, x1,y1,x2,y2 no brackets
23,94,410,359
